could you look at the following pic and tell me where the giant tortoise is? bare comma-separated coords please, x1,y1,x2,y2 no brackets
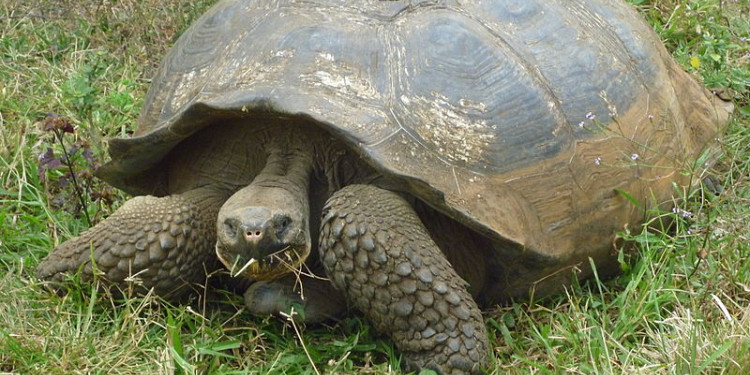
37,0,731,373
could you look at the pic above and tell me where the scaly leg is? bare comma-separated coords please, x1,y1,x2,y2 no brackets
319,184,489,374
37,187,228,299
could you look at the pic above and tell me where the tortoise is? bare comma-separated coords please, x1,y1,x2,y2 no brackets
37,0,732,373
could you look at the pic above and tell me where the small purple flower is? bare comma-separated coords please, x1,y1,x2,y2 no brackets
594,157,602,166
585,112,596,120
631,153,639,161
672,207,693,218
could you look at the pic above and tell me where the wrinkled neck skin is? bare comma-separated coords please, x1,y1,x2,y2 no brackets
251,129,314,203
215,123,378,279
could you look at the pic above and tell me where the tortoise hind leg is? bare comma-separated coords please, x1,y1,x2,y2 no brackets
37,187,228,299
319,184,489,375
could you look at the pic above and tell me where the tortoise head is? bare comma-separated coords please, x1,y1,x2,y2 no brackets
215,172,311,281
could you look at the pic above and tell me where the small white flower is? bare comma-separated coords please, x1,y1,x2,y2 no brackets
585,112,596,120
578,121,585,128
631,153,639,161
594,157,602,166
647,114,654,120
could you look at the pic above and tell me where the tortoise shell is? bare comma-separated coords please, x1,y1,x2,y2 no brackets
97,0,730,297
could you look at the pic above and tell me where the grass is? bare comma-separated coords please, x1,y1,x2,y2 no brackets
1,0,748,373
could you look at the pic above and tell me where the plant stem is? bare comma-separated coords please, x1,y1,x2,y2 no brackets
54,128,92,227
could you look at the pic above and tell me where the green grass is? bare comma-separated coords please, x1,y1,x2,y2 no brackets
1,0,749,374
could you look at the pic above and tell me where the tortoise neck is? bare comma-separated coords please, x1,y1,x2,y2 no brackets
253,122,385,194
252,127,316,197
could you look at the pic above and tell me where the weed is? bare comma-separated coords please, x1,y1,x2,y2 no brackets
36,114,116,225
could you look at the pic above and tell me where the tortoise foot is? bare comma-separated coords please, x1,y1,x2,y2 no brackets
244,275,347,323
37,190,223,298
319,185,489,374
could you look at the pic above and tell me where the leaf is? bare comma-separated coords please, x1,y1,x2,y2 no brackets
614,188,642,208
67,142,82,158
167,312,190,375
696,340,734,373
196,340,241,359
38,148,62,170
82,147,98,166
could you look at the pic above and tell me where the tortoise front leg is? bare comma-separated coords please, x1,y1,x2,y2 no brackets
37,187,228,299
319,185,489,375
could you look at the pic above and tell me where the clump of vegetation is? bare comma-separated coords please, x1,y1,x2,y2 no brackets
36,114,116,225
633,0,750,99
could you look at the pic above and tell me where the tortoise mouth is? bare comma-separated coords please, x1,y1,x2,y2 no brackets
216,244,310,280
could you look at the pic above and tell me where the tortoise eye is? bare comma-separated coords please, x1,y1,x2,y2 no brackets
223,218,239,239
274,215,292,237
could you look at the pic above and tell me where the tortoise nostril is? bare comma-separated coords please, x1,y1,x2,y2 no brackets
245,229,263,242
